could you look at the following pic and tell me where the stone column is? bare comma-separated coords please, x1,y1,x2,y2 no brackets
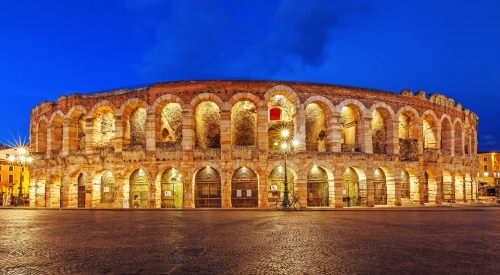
257,101,269,150
435,173,443,205
181,108,195,150
334,172,343,208
259,172,269,208
183,173,195,208
450,129,455,156
416,118,424,154
393,176,402,206
295,103,306,141
330,112,342,152
362,114,373,153
418,172,425,205
85,117,94,154
220,106,231,150
114,115,123,153
295,178,307,208
61,120,70,157
387,119,399,154
365,172,374,207
145,109,156,152
46,125,53,158
436,124,442,151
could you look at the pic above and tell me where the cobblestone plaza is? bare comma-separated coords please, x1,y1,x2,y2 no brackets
0,208,498,274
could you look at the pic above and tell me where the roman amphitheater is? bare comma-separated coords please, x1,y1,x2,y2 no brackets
28,80,479,208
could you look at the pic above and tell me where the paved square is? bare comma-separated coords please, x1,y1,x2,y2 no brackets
0,208,499,274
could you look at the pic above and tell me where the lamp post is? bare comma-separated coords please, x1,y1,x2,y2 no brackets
276,129,299,207
7,147,33,206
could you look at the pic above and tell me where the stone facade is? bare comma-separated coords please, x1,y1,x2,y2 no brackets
28,80,479,208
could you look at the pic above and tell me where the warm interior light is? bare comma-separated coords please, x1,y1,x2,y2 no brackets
281,129,289,137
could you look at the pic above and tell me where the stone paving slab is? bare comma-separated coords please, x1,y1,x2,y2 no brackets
0,209,498,274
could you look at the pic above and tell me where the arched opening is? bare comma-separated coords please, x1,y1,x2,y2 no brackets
51,114,63,152
399,111,419,158
423,114,437,149
340,105,361,152
305,103,327,152
342,167,366,207
124,107,147,147
156,102,182,148
93,106,115,148
454,122,463,156
231,167,258,208
372,108,391,154
194,166,221,208
268,94,295,150
195,102,221,149
442,170,454,202
307,166,329,207
268,166,295,204
441,118,452,154
160,168,183,208
38,120,47,152
69,113,86,151
77,173,86,208
231,101,257,146
374,168,387,205
100,171,116,204
130,169,149,208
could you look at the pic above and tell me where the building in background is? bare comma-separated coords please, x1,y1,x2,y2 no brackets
0,148,31,204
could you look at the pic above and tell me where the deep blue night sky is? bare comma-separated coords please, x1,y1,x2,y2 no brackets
1,0,499,151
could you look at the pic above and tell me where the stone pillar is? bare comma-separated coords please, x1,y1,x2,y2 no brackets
296,103,306,141
393,176,402,206
220,105,231,150
450,129,455,156
435,173,442,205
418,172,425,205
259,172,269,208
145,109,156,152
29,177,36,207
85,117,94,154
181,108,195,150
416,118,424,154
46,125,53,158
221,168,232,208
334,175,343,208
387,119,399,154
183,173,195,208
365,173,374,207
362,115,373,153
328,179,335,207
296,178,307,208
61,120,70,157
257,101,269,150
330,112,341,152
114,115,123,153
436,124,442,151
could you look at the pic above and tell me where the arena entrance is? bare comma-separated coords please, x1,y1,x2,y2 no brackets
231,167,258,208
100,171,116,204
160,168,183,208
195,167,221,208
77,174,85,208
267,166,295,204
130,169,149,208
307,166,329,207
374,168,387,205
342,167,366,207
442,171,454,202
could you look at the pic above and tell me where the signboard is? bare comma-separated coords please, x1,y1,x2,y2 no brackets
271,185,278,191
236,190,242,197
342,190,347,195
165,191,172,197
103,187,109,193
246,190,252,197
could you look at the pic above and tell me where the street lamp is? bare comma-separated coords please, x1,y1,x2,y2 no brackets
7,146,33,206
275,129,299,207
